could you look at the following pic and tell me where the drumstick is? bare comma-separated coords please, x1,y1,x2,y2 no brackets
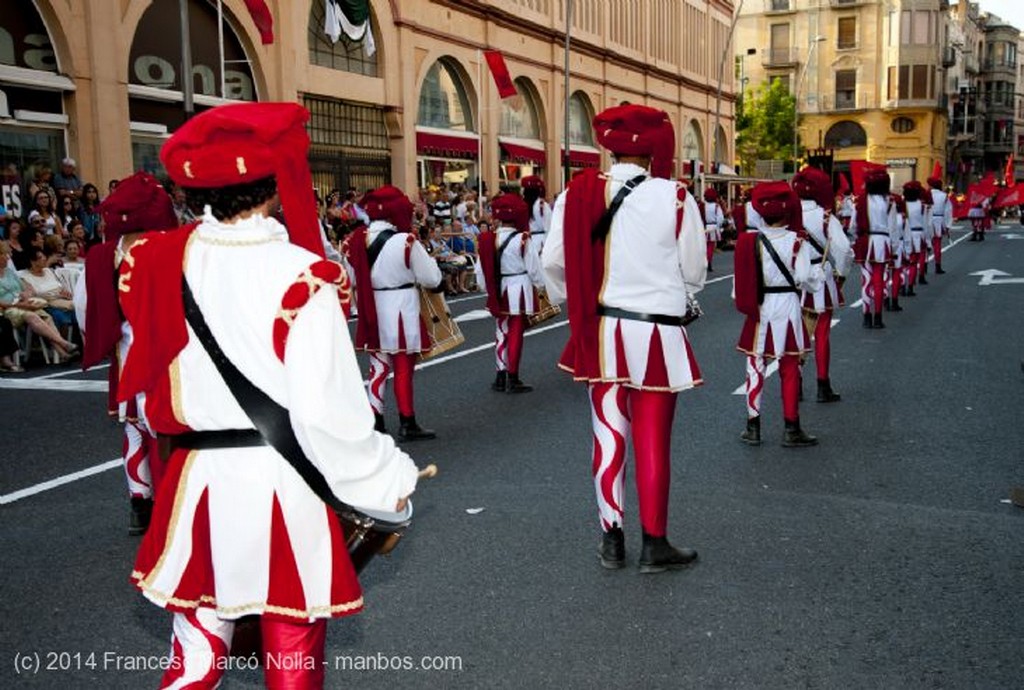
418,464,438,480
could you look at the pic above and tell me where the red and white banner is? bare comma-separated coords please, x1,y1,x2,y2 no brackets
993,183,1023,209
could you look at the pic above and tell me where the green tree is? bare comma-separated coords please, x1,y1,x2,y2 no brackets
736,78,796,175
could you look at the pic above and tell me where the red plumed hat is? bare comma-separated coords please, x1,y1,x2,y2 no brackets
593,104,676,179
160,102,323,257
520,175,546,195
703,187,719,203
490,193,529,232
791,166,834,210
97,171,178,243
752,181,801,227
362,185,414,233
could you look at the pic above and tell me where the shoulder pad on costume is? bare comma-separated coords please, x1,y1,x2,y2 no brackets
272,260,352,362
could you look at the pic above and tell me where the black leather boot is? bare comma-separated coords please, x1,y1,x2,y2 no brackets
935,264,946,274
129,497,153,536
506,374,533,393
873,313,885,329
782,418,818,447
890,297,903,312
863,313,874,329
599,526,625,569
907,285,916,296
740,416,761,445
398,415,436,441
373,413,387,433
816,378,841,403
638,532,698,573
883,297,892,311
899,285,908,297
918,273,928,285
490,371,507,392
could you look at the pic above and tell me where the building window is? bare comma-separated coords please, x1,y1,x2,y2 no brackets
302,94,390,195
769,74,792,93
769,23,791,64
568,92,595,146
770,0,790,10
824,120,867,148
417,59,474,131
499,79,542,140
837,17,856,50
891,117,915,134
835,70,856,109
307,2,378,76
912,65,929,99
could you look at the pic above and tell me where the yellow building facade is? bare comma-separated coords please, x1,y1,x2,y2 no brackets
736,0,949,186
0,0,737,200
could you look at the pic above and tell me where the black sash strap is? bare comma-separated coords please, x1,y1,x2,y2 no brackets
597,304,686,326
495,229,522,283
367,229,396,268
804,233,825,256
168,429,267,450
181,277,345,511
591,174,648,242
758,232,797,291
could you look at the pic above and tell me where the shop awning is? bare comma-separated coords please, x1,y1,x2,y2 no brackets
416,129,479,160
499,138,546,166
561,146,601,168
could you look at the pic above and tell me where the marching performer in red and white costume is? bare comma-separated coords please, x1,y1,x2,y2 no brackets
543,104,706,573
886,191,907,314
119,103,419,689
702,187,725,271
476,193,545,393
927,176,951,273
851,169,897,329
72,172,180,535
521,175,552,253
792,167,853,403
735,182,824,447
344,185,442,441
901,180,930,295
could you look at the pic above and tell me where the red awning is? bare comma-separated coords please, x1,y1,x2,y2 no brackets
500,141,546,166
416,130,479,160
561,148,600,168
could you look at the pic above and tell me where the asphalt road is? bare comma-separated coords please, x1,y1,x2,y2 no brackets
2,222,1023,689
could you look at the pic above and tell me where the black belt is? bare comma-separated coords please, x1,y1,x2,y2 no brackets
868,232,889,236
763,286,799,294
910,227,924,232
500,271,527,277
164,429,267,451
811,257,824,264
597,305,686,326
374,283,414,291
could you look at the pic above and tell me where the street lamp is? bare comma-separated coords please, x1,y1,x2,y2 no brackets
792,35,826,169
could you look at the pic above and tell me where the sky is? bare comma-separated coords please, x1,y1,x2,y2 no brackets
958,0,1024,29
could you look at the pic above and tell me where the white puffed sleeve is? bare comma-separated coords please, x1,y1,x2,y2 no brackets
541,191,567,304
676,192,708,296
285,285,418,513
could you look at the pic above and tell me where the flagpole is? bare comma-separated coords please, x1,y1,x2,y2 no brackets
217,0,226,98
478,50,484,201
562,0,572,188
179,0,194,117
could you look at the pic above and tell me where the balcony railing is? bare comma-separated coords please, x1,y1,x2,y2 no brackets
820,93,870,111
761,47,798,67
983,57,1017,71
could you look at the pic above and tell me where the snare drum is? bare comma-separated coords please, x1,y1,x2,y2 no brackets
418,289,465,360
335,501,414,574
527,289,561,328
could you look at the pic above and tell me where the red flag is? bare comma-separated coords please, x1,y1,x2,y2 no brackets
967,175,997,206
1005,154,1015,184
850,160,887,197
952,195,970,219
242,0,274,44
994,183,1023,209
931,161,942,180
484,50,518,99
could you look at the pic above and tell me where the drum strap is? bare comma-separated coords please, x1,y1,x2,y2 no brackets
591,174,648,243
495,230,522,282
181,276,346,511
759,233,798,292
367,229,397,268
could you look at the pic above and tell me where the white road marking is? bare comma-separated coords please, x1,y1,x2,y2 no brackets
454,309,492,323
0,379,107,392
1,458,122,505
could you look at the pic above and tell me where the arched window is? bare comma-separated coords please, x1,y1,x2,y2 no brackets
499,78,542,140
715,125,729,163
682,120,704,161
824,120,867,148
568,91,595,146
417,59,474,131
308,1,378,76
891,116,915,133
